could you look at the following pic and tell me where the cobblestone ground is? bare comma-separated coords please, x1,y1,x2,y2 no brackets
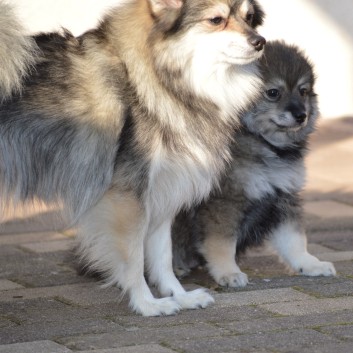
1,118,353,353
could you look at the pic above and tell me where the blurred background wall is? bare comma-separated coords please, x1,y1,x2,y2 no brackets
7,0,353,119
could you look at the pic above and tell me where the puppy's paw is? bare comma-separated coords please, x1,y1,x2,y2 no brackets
217,272,249,288
174,288,214,310
294,253,336,277
299,260,336,277
131,297,181,317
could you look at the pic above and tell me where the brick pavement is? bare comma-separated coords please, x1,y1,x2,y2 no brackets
0,117,353,353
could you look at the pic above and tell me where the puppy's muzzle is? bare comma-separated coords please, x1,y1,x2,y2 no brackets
287,103,307,124
248,34,266,52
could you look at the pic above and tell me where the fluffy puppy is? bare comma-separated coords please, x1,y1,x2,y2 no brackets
173,41,336,287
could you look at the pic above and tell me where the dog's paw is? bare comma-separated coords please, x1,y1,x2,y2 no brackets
217,272,249,288
295,254,336,277
131,297,181,317
174,288,214,310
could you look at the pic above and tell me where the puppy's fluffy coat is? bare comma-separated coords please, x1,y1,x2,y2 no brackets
173,41,336,287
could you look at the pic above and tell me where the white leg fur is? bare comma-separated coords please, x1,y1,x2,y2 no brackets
201,234,248,287
77,191,180,316
269,222,336,277
146,219,214,309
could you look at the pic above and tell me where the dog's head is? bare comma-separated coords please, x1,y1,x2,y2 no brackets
145,0,265,110
242,41,318,147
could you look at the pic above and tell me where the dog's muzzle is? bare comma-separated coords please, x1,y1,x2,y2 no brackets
248,34,266,52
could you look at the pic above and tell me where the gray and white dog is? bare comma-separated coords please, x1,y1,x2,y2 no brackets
173,41,336,287
0,0,266,315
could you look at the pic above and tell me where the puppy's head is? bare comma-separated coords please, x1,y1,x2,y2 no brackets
242,41,318,147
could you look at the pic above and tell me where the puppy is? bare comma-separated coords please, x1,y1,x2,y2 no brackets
0,0,265,315
173,41,336,287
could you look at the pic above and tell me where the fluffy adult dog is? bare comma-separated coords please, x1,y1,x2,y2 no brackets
172,41,336,287
0,0,265,315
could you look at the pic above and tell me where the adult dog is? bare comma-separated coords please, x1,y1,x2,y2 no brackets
0,0,265,315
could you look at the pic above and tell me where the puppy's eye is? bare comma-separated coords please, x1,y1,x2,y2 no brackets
266,89,281,101
300,88,308,97
209,17,224,25
245,13,254,25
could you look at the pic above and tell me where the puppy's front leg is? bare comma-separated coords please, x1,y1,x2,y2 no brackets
269,221,336,276
77,191,180,316
146,218,214,310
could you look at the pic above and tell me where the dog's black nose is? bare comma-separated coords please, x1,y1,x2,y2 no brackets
248,34,266,52
294,112,307,124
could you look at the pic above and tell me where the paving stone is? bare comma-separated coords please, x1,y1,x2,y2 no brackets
307,243,336,254
316,251,353,262
319,324,353,341
0,318,122,345
214,288,312,307
0,232,67,245
168,329,338,353
0,340,71,353
307,230,353,251
292,342,353,353
216,310,353,334
296,280,353,298
0,279,24,291
260,296,353,316
0,283,121,306
58,323,224,351
79,345,176,353
19,239,74,253
304,200,353,219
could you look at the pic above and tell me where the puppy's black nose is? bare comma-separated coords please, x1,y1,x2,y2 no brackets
294,112,307,124
248,34,266,52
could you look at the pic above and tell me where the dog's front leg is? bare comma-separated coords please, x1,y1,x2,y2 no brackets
145,218,214,310
269,221,336,277
77,190,180,316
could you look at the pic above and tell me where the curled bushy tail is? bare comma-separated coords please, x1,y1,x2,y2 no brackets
0,1,38,100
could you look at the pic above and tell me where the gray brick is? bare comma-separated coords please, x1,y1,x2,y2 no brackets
292,342,353,353
214,288,312,307
168,329,338,353
0,340,71,353
296,280,353,298
0,318,122,345
59,323,224,351
0,279,24,291
79,345,176,353
260,297,353,316
217,310,353,334
320,324,353,341
0,232,66,245
20,239,74,253
316,251,353,262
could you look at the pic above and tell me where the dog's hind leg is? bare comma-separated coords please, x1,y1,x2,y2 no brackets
77,190,180,316
269,221,336,277
146,219,214,310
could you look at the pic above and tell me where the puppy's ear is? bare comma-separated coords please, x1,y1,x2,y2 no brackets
252,1,265,28
148,0,184,31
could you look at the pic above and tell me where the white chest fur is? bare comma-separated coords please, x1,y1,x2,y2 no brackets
147,141,218,219
234,159,306,200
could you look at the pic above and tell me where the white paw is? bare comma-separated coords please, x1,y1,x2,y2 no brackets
294,254,336,277
217,272,249,288
174,288,215,310
131,297,181,317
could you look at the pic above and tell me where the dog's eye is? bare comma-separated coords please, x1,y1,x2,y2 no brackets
209,17,224,25
245,13,254,25
299,88,308,97
266,89,280,101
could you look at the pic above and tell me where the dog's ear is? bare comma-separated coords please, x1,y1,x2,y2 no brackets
251,1,265,28
149,0,183,14
148,0,184,31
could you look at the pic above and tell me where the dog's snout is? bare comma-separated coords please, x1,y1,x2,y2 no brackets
248,34,266,52
287,103,307,124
